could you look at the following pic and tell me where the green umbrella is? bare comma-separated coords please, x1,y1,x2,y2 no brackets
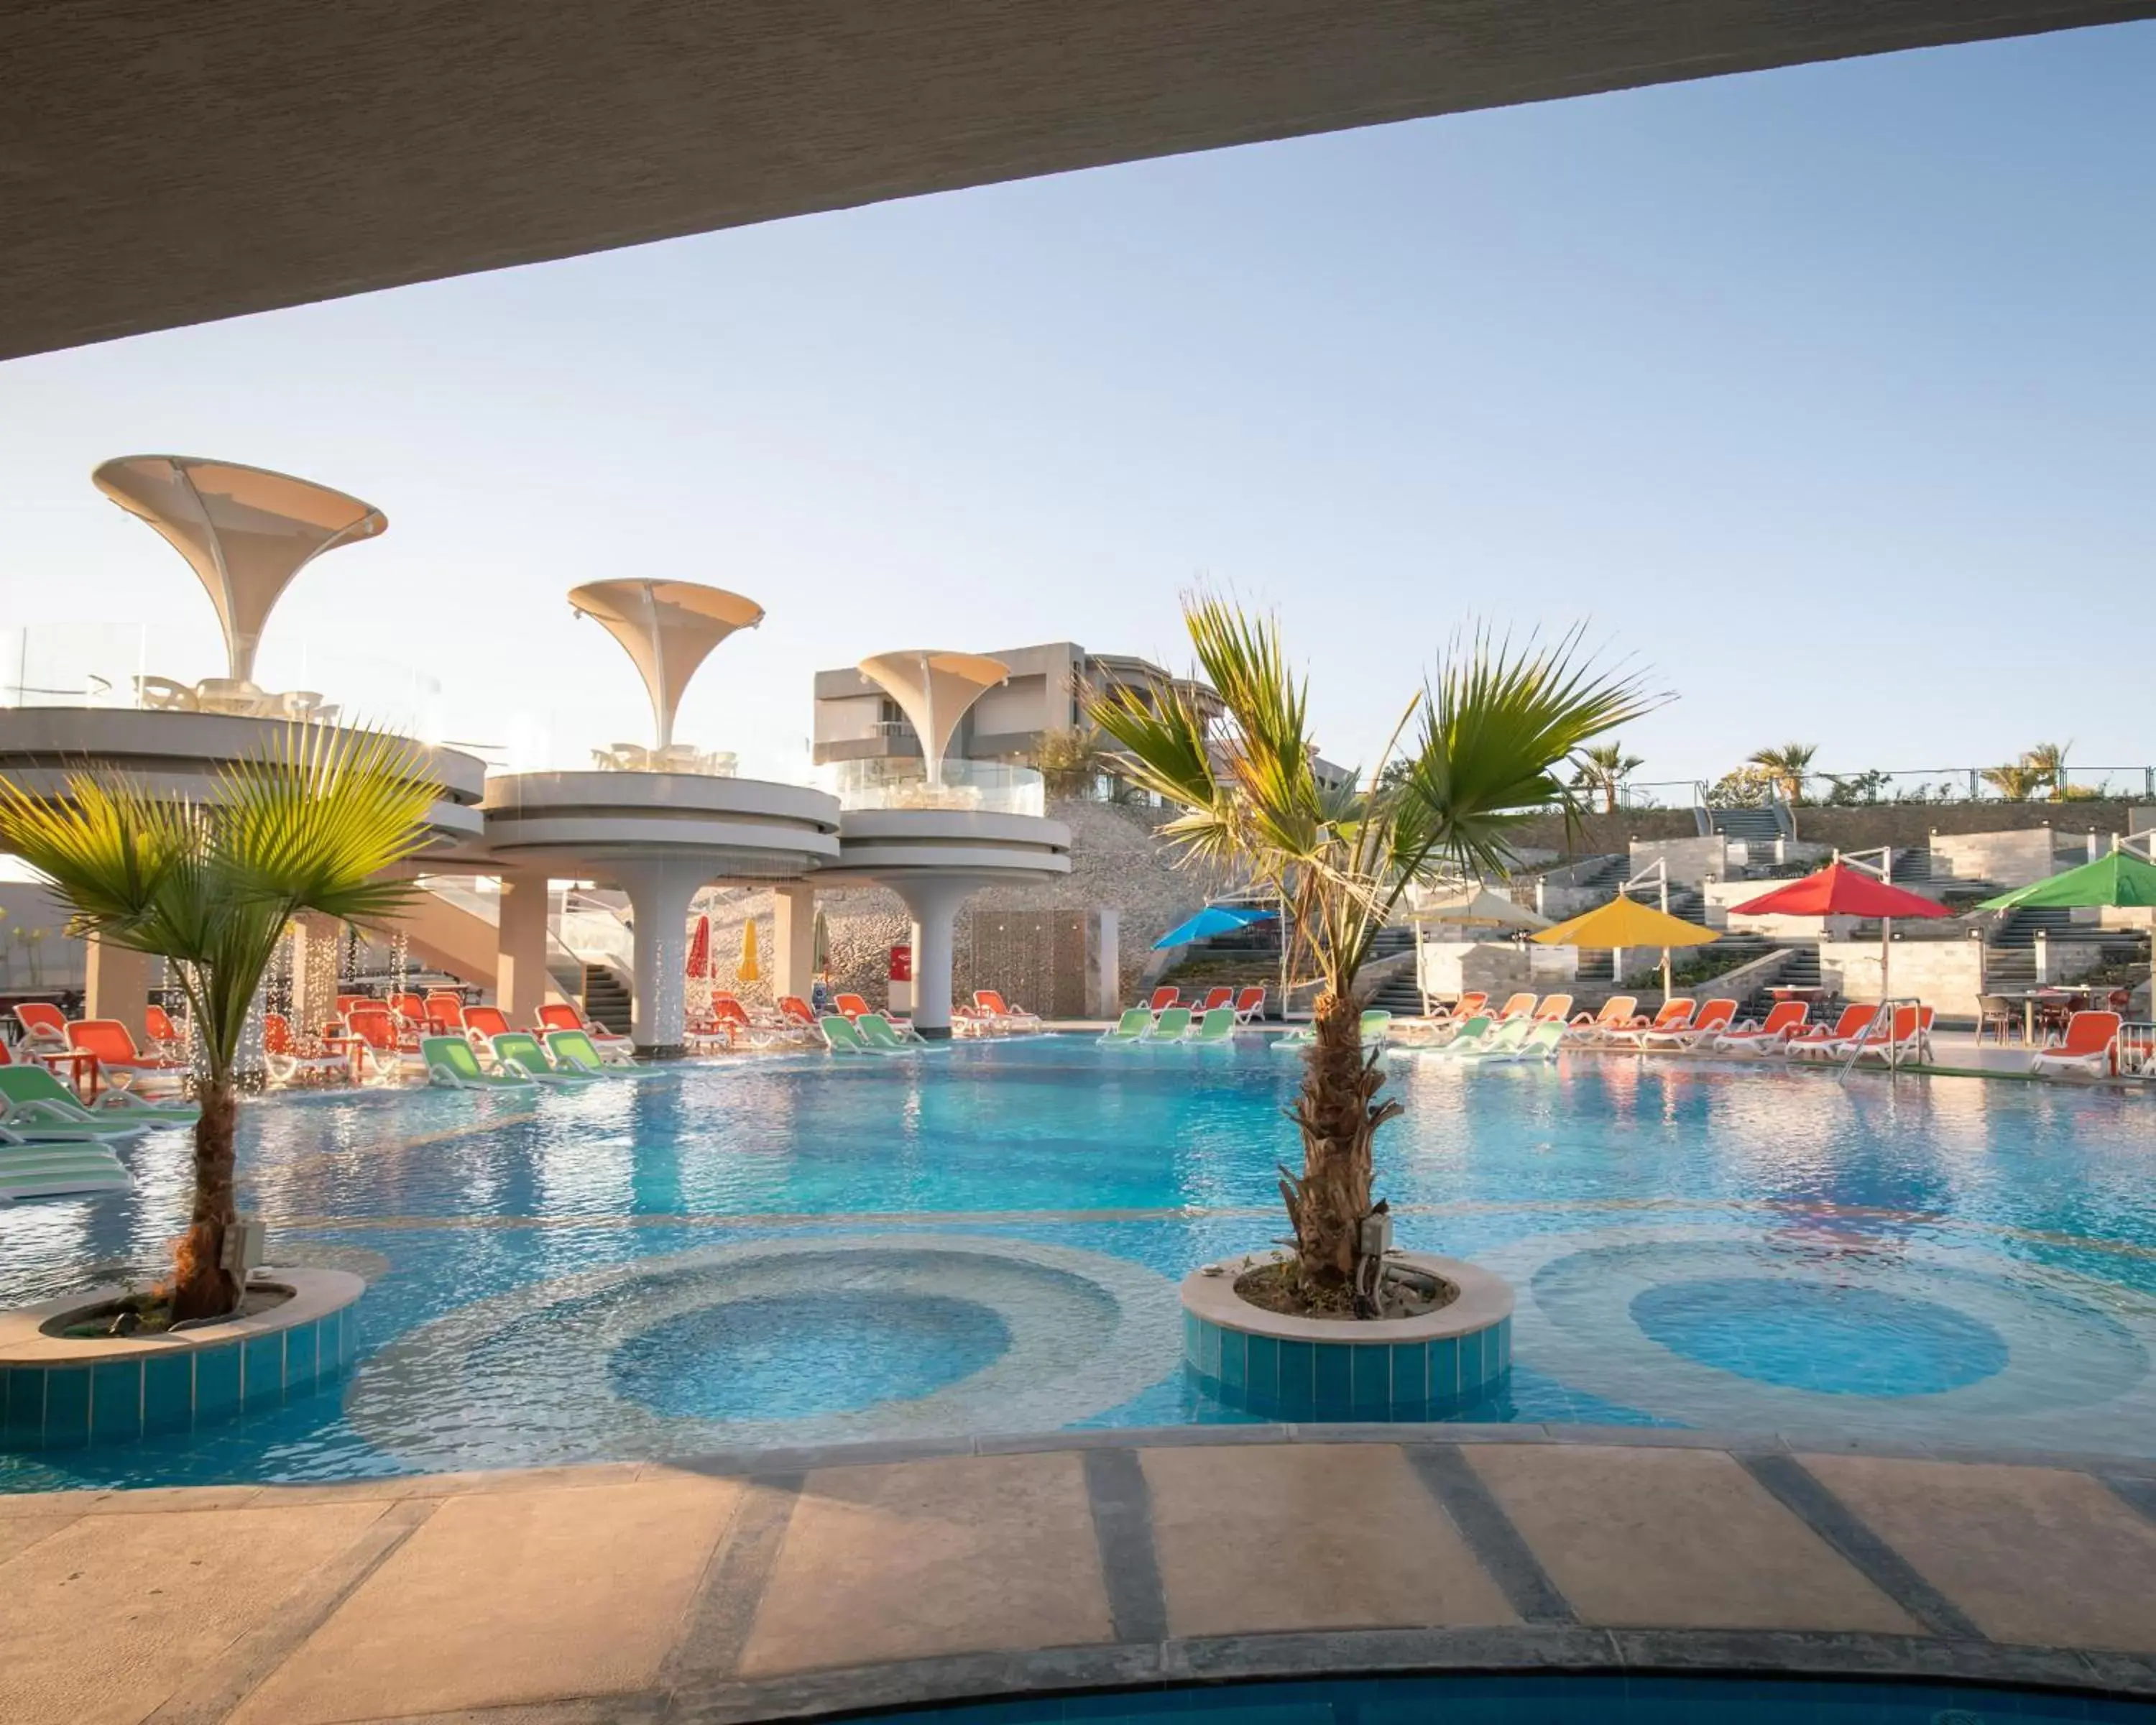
1976,842,2156,1000
812,907,829,972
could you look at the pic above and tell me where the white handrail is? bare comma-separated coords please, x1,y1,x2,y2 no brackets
1837,995,1925,1081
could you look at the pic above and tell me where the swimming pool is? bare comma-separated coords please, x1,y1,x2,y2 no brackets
871,1672,2156,1725
4,1036,2155,1489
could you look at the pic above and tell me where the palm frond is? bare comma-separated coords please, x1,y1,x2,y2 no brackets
0,724,440,1075
1402,625,1662,882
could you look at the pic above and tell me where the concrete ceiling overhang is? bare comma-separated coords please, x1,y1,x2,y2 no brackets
6,1,2150,362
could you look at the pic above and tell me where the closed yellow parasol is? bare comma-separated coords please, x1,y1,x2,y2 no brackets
737,919,762,985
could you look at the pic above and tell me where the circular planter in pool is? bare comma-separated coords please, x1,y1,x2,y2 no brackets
0,1268,364,1451
1181,1249,1513,1422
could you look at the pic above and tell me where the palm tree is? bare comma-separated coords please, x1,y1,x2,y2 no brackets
1745,742,1816,809
0,727,435,1320
2023,741,2070,799
1570,741,1644,814
1088,597,1652,1307
1981,760,2043,801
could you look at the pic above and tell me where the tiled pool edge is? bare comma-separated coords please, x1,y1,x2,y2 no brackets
1181,1251,1514,1420
0,1268,364,1450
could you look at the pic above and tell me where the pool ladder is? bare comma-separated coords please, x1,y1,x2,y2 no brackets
1835,996,1925,1082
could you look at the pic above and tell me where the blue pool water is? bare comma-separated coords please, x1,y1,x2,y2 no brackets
871,1672,2156,1724
3,1036,2155,1489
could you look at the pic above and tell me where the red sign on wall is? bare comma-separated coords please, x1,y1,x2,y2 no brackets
888,944,913,983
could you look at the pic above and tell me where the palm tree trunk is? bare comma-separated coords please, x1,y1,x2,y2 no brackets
171,1079,241,1320
1285,989,1399,1292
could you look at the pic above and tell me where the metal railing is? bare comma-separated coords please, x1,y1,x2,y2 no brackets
0,624,443,740
1598,767,2155,812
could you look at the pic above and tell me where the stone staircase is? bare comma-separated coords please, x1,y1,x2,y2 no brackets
1706,806,1784,843
581,964,633,1036
1365,926,1423,1015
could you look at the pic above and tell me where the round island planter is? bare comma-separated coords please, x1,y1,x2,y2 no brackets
0,1268,364,1451
1182,1250,1513,1422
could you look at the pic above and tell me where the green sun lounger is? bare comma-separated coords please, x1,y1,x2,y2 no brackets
1450,1018,1531,1062
1143,1006,1194,1042
822,1015,897,1056
1100,1008,1153,1045
423,1035,535,1090
544,1029,637,1077
0,1126,132,1199
1429,1014,1496,1057
0,1067,148,1141
854,1013,921,1052
1187,1006,1237,1045
493,1031,600,1085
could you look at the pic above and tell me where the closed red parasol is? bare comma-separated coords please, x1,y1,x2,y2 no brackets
685,913,711,980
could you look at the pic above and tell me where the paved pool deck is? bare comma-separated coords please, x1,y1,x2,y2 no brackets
9,1427,2156,1725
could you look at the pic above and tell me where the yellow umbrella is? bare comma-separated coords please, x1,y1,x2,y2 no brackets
1533,896,1717,1000
737,919,762,985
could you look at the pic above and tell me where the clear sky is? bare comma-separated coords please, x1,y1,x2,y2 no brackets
1,22,2150,799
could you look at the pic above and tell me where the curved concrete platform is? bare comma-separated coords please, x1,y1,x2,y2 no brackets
819,808,1071,1036
8,1427,2156,1725
0,707,487,856
480,770,841,876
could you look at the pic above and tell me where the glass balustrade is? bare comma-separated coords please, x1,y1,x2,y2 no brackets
819,758,1045,816
0,625,443,742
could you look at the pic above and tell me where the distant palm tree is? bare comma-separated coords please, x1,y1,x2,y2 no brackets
1570,742,1644,814
1981,760,2044,801
0,727,435,1319
1089,596,1653,1306
1746,742,1817,809
2023,742,2070,799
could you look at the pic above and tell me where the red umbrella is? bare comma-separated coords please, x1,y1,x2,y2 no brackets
1730,860,1952,1006
685,913,711,980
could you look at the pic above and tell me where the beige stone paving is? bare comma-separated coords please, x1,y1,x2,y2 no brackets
5,1440,2156,1724
1468,1445,1917,1634
1804,1456,2156,1652
0,1499,388,1725
1143,1443,1516,1637
229,1474,743,1725
0,1512,75,1565
739,1450,1112,1677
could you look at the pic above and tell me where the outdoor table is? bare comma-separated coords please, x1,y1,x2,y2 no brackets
2003,988,2096,1046
34,1048,100,1102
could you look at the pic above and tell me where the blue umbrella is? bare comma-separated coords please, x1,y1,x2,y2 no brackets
1152,905,1277,949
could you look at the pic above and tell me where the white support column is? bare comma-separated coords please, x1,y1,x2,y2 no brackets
884,876,977,1039
495,870,552,1027
772,882,816,1006
83,934,154,1039
612,858,711,1056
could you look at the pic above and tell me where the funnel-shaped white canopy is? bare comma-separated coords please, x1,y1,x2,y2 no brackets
93,455,387,684
568,580,764,750
857,651,1010,786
